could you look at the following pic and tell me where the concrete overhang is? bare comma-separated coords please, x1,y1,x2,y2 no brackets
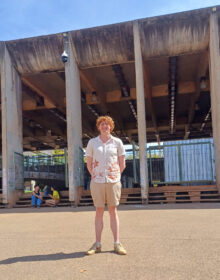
1,5,219,74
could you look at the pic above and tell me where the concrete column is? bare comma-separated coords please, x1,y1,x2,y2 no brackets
0,43,23,207
64,35,83,204
133,21,149,202
209,11,220,192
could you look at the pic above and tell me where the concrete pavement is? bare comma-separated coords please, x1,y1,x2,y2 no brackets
0,203,220,280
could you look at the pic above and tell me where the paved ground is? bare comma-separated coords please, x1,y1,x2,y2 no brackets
0,203,220,280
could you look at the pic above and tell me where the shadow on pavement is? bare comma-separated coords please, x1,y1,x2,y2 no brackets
0,251,86,264
0,250,118,265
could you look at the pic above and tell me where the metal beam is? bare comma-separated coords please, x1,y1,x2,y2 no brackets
143,61,160,142
85,81,206,104
22,76,65,114
184,51,209,139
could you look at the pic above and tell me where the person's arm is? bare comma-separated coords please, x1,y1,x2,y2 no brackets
118,139,126,174
86,140,93,177
32,191,40,198
48,194,53,199
87,156,93,177
118,155,126,174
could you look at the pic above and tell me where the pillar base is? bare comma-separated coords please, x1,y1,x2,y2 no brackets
70,201,77,207
142,198,148,205
6,190,23,208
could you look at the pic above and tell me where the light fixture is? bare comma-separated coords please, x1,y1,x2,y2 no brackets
200,77,207,89
91,91,98,102
47,130,51,136
195,103,200,111
121,86,130,98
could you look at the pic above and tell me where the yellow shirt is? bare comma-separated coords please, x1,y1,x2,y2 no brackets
53,190,60,200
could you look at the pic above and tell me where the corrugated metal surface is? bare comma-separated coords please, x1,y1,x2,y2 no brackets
164,138,215,184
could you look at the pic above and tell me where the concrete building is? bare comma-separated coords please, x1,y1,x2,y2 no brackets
0,6,220,206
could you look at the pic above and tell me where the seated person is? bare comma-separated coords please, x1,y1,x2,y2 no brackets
45,187,60,207
43,185,52,197
32,185,43,208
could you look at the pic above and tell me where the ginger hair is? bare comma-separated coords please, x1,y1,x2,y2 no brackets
96,116,114,133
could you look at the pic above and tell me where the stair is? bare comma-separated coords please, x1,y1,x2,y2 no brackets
148,185,220,204
14,193,71,208
77,186,220,206
0,193,6,208
120,188,142,205
78,195,94,206
12,185,220,208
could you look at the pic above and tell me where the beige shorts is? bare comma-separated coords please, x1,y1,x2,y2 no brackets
90,180,122,207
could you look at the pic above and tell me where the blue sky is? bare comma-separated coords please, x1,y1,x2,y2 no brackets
0,0,219,41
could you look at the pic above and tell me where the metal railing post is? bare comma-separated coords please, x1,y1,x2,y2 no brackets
177,144,182,183
132,141,137,184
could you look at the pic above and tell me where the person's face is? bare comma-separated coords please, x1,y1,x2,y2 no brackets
35,186,39,192
98,121,111,134
51,187,54,191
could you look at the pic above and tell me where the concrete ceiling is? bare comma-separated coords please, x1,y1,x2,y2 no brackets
0,5,218,150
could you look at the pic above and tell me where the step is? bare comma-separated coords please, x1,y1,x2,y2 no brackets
149,196,166,199
199,198,220,202
121,196,142,200
80,197,93,201
78,203,94,206
149,185,217,192
149,193,220,199
123,201,142,204
125,197,142,200
149,198,220,204
149,201,168,204
18,198,69,203
14,203,71,208
16,201,32,205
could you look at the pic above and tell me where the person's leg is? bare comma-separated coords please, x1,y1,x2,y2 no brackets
37,198,42,207
95,207,105,243
31,195,37,207
54,198,59,206
46,199,54,206
108,205,126,254
106,182,126,255
106,182,121,242
108,206,119,243
86,181,105,255
90,181,105,243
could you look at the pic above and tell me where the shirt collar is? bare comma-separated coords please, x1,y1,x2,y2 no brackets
98,134,113,144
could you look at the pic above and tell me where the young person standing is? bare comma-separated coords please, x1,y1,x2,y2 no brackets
86,116,127,255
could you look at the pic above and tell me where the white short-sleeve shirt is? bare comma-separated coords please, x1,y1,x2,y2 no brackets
86,135,125,183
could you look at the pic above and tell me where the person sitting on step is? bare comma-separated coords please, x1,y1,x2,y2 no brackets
45,186,60,207
32,185,43,208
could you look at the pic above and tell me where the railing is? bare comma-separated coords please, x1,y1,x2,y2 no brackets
138,140,215,186
0,141,216,192
14,152,24,189
148,142,215,185
24,154,66,180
